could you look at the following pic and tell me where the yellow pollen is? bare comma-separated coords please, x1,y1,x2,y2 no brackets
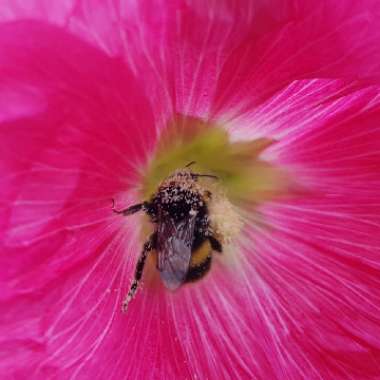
207,185,243,244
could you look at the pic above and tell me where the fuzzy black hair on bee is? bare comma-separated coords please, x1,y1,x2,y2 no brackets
112,166,222,312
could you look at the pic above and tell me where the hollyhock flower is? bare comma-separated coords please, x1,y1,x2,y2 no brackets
2,0,380,379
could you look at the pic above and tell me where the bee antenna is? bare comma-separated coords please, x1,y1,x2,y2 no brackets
192,173,219,180
185,161,196,168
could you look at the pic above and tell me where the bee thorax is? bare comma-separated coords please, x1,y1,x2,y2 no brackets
148,171,206,223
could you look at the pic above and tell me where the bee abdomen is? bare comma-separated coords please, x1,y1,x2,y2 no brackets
185,240,212,282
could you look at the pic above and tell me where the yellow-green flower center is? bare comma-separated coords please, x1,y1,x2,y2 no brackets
141,116,285,207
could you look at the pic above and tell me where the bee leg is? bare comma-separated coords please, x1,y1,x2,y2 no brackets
111,199,146,216
122,233,156,312
209,236,222,253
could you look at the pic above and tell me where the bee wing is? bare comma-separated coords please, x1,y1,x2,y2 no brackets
157,213,197,290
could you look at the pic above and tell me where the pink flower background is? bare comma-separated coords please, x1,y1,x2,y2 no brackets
1,1,380,379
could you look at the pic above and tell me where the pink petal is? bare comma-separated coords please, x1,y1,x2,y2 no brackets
1,2,380,380
250,86,380,378
0,0,74,25
0,21,156,378
3,1,380,118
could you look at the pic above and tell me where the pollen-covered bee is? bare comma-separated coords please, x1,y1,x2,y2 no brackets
112,164,223,312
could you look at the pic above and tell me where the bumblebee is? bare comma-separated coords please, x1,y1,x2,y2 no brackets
112,165,222,312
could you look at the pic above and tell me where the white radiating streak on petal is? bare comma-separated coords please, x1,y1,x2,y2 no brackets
5,199,113,247
245,205,380,314
169,277,261,379
34,227,123,369
224,80,337,140
231,189,380,376
267,203,380,232
34,223,139,378
45,229,121,338
113,1,175,137
206,282,260,375
128,297,157,378
68,256,126,380
184,7,215,117
238,229,328,378
241,255,300,378
274,92,380,150
114,0,139,75
226,80,380,152
280,126,380,159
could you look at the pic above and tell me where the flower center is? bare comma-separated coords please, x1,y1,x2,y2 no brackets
141,115,285,209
